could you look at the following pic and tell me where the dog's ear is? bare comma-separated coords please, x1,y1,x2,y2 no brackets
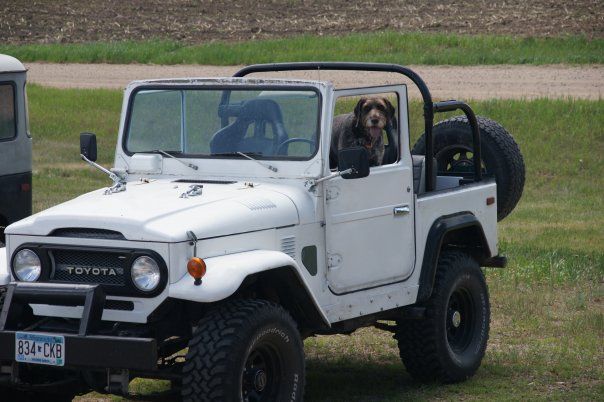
354,97,367,127
383,98,396,120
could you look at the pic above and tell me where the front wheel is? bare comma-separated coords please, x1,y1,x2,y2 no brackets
395,251,490,383
181,299,305,402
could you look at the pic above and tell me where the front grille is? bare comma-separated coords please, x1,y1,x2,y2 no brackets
51,250,126,286
50,228,126,240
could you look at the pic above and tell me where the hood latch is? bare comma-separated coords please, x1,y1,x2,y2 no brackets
180,184,203,198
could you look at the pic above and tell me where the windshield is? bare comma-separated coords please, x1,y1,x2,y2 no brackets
125,87,320,160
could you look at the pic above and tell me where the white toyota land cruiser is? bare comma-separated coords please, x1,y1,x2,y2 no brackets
0,63,524,401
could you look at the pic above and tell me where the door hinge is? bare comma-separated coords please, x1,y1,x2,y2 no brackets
327,253,342,269
326,186,339,201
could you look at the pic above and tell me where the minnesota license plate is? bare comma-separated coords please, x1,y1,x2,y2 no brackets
15,332,65,366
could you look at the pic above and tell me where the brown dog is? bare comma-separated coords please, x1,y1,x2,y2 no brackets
330,97,395,168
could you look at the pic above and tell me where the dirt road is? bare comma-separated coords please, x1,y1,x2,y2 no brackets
25,63,603,100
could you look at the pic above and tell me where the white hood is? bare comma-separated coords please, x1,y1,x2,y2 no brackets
6,180,299,242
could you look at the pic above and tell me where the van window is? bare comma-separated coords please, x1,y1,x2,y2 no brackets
0,84,16,140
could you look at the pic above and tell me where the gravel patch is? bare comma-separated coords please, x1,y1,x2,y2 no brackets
25,63,604,100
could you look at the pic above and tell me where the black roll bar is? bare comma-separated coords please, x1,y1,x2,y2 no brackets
433,100,482,182
233,62,483,191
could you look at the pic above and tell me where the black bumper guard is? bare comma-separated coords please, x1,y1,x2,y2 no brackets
0,283,157,371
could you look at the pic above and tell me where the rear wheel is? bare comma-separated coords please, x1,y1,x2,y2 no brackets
395,251,490,383
412,116,525,221
181,299,305,402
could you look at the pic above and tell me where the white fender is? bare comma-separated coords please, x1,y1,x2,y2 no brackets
0,248,9,285
169,249,329,324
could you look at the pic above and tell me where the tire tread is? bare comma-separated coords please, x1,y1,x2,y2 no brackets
395,251,490,383
181,299,304,402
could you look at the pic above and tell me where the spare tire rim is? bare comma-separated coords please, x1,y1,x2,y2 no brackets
446,287,476,353
436,145,487,175
242,343,281,401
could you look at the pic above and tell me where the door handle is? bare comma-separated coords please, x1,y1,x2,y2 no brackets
393,205,410,216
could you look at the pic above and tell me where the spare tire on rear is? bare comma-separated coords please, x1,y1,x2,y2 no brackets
412,116,525,221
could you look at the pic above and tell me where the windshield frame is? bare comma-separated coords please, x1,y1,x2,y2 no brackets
121,84,323,161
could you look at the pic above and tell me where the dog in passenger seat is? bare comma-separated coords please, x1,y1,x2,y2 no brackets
330,97,396,168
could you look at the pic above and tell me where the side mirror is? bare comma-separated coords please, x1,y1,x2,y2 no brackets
338,146,370,179
80,132,97,162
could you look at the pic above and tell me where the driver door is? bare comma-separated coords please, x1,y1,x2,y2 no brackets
325,85,415,294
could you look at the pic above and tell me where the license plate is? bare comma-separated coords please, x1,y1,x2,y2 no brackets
15,332,65,366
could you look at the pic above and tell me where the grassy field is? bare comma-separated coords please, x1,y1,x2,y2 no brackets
3,33,603,66
24,85,603,400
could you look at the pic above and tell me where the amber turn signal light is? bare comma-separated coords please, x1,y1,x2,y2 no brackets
187,257,206,286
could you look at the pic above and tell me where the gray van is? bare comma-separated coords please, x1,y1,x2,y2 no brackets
0,55,32,243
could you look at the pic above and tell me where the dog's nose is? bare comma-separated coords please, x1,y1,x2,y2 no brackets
371,118,379,125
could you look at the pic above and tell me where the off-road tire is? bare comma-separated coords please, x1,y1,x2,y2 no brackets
412,116,525,221
181,299,305,402
394,251,490,383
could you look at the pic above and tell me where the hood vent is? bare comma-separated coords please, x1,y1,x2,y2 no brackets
239,198,277,211
174,179,236,185
281,236,296,259
50,228,126,240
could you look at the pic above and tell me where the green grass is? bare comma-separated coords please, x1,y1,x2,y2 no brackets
4,32,604,66
22,86,603,400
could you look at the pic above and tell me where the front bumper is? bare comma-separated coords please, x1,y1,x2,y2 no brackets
0,283,157,371
0,331,157,371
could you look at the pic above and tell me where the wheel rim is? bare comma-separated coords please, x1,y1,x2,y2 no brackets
436,145,487,175
241,343,282,402
446,287,476,353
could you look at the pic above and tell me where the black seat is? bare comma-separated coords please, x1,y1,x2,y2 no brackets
382,120,398,165
412,155,437,194
210,99,288,155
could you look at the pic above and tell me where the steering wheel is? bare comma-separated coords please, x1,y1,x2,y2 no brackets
276,138,316,155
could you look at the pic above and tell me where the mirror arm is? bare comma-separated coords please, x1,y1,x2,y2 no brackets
81,154,118,181
305,168,356,191
80,154,127,194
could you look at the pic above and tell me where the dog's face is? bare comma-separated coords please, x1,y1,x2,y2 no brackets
353,97,395,140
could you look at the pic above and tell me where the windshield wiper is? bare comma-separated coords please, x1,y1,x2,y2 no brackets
137,150,198,171
211,151,278,173
210,151,263,157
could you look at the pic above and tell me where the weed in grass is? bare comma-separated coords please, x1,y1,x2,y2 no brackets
2,33,603,66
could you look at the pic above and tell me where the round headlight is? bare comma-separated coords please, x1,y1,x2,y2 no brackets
131,256,161,292
13,249,42,282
